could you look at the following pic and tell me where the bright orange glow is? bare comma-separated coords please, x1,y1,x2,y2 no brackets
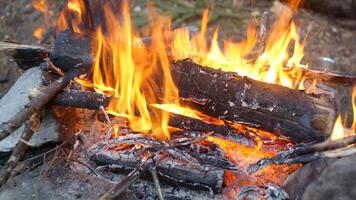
33,27,44,40
33,0,47,13
32,0,51,40
67,0,82,15
331,115,344,140
54,0,84,33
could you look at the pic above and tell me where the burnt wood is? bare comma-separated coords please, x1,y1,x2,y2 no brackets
50,90,255,146
89,147,224,193
171,60,337,142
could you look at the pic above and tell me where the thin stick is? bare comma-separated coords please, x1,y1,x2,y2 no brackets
99,154,155,200
0,68,86,142
150,167,164,200
0,113,40,187
248,135,356,173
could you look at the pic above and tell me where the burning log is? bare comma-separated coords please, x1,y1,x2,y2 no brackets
171,59,337,142
1,30,338,142
50,90,254,146
49,56,336,143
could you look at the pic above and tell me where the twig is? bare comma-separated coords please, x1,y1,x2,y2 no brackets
99,153,156,200
0,67,87,142
0,113,40,187
247,135,356,173
150,167,164,200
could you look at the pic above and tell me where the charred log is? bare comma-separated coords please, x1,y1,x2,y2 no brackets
171,60,337,142
89,146,224,193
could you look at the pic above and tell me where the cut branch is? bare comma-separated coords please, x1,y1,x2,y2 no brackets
0,68,86,142
247,135,356,173
0,113,40,187
50,90,254,146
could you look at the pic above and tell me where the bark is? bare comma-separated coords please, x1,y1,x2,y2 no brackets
171,59,337,142
90,148,224,193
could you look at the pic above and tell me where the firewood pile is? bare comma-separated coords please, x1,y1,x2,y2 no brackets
0,0,355,199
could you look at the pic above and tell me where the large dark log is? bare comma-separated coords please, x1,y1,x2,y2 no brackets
89,147,224,193
171,60,337,142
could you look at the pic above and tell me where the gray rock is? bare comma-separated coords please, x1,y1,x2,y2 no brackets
0,67,59,152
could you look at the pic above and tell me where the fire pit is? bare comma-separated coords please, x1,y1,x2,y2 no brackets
0,0,355,199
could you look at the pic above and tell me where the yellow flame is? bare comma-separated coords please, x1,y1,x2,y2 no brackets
171,4,306,89
33,0,47,13
33,27,44,40
331,115,344,140
91,1,179,140
67,0,82,15
151,104,201,119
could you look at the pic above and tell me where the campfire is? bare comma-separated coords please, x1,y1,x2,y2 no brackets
0,0,355,199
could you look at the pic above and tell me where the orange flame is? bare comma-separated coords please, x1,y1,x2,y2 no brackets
32,0,50,40
33,0,47,13
92,2,179,140
171,2,306,89
55,0,85,33
57,0,312,141
33,27,45,40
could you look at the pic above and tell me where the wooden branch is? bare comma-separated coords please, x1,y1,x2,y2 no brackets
50,90,254,146
247,135,356,173
0,113,39,187
0,68,86,142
